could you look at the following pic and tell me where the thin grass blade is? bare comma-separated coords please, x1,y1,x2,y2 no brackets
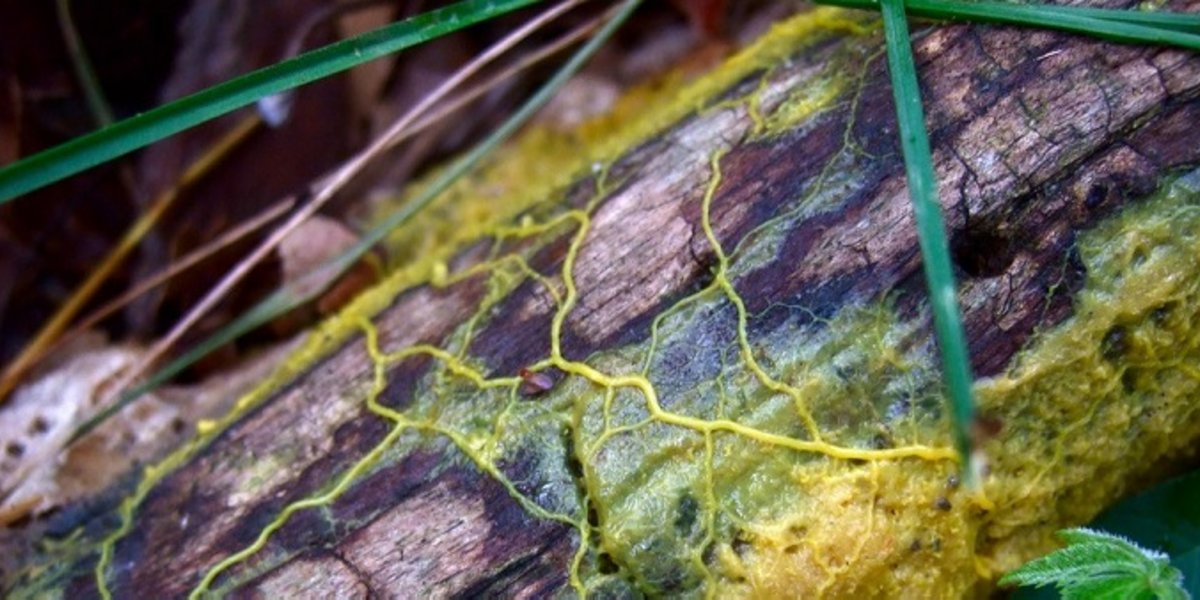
1031,3,1200,33
0,0,543,204
879,0,978,476
818,0,1200,50
56,0,114,127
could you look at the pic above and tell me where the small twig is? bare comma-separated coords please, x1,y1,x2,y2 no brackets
387,9,611,153
364,5,612,179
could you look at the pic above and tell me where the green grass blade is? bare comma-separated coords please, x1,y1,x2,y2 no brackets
0,0,543,204
879,0,978,474
56,0,114,127
69,0,645,444
917,0,1200,48
818,0,1200,50
1031,3,1200,33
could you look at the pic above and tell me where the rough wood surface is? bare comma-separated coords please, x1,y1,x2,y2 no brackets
5,6,1200,598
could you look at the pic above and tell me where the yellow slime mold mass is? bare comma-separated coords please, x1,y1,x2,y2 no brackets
713,172,1200,598
974,173,1200,574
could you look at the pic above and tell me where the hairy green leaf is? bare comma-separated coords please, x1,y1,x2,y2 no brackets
1001,528,1189,600
1092,469,1200,597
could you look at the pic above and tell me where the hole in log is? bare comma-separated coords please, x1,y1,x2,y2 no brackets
952,226,1016,278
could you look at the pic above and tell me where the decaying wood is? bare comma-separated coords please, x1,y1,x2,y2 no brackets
4,6,1200,598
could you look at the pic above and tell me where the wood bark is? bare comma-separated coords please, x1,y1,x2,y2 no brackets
5,6,1200,598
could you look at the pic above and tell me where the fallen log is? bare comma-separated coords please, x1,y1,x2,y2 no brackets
5,4,1200,597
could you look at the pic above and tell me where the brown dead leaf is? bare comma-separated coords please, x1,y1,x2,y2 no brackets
0,341,149,525
0,333,301,527
270,215,379,335
277,215,361,300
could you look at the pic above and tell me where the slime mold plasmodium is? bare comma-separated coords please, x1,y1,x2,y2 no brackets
7,6,1200,599
181,161,1200,597
182,156,1200,598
